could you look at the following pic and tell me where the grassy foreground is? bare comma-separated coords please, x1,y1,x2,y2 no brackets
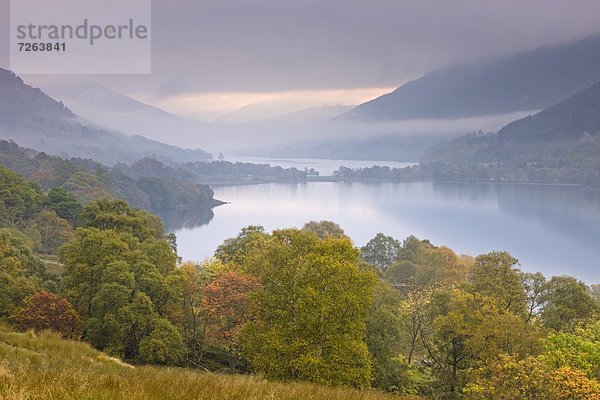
0,327,415,400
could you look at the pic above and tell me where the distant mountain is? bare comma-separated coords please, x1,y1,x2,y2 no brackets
215,97,316,123
423,81,600,168
256,110,529,162
344,35,600,121
266,105,354,123
262,133,451,162
0,69,212,165
40,81,211,148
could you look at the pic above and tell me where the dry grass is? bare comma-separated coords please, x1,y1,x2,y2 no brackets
0,326,417,400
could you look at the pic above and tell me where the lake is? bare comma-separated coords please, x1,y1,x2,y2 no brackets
172,181,600,283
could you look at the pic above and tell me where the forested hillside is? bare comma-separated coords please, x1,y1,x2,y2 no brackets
0,140,221,214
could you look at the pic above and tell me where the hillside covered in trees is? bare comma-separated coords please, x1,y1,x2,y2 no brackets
335,80,600,187
0,140,221,215
0,166,598,399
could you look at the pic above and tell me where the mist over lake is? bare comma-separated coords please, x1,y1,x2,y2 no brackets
174,180,600,283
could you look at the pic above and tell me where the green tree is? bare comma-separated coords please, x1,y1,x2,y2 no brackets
591,284,600,304
0,166,43,225
46,187,83,225
302,220,347,239
522,272,549,323
422,288,540,397
366,280,428,394
398,286,435,364
60,172,112,204
239,228,375,388
0,229,46,320
26,209,73,254
135,177,176,212
180,261,211,365
214,225,266,265
385,260,418,286
412,245,471,287
139,318,186,366
60,200,181,360
60,228,133,318
468,252,527,317
541,276,598,331
541,320,600,380
361,233,402,270
81,198,164,241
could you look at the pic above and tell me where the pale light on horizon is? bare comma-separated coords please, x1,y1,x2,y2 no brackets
134,86,398,121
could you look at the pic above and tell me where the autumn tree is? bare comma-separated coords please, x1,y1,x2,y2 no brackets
15,290,82,339
201,271,261,371
464,355,600,400
239,228,375,388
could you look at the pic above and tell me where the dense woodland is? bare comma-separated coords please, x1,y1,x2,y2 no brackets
0,140,220,214
0,164,598,399
181,160,310,183
333,160,600,187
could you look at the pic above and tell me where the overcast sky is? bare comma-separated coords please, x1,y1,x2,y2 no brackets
2,0,600,117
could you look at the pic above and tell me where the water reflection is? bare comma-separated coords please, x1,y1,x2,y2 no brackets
157,207,215,232
174,182,600,283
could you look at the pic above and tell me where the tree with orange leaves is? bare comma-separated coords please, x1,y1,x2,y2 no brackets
15,290,82,339
201,271,260,371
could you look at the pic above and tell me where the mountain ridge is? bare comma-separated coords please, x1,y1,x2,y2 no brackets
344,35,600,121
422,80,600,169
0,69,212,165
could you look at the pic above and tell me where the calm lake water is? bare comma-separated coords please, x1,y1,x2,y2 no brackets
173,181,600,283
